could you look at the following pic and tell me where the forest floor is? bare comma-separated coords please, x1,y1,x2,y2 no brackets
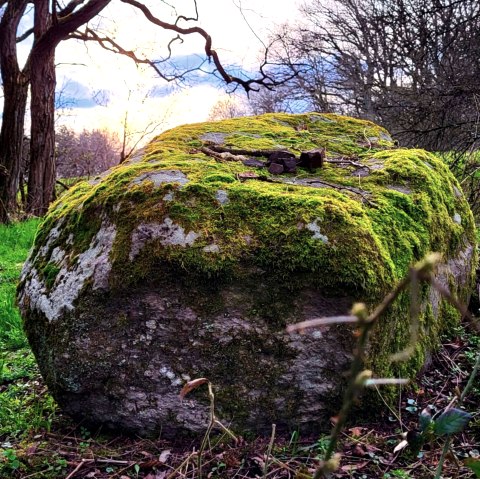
0,220,479,479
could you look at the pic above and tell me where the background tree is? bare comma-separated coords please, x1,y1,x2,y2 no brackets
0,0,294,221
269,0,480,151
0,1,31,222
56,126,121,178
207,95,250,121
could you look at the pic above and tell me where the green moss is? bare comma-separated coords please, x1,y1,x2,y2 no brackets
39,263,61,290
27,112,476,388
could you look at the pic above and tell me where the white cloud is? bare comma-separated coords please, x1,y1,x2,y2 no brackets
52,0,301,140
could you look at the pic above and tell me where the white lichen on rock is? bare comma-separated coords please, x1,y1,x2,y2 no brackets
306,218,329,243
129,218,200,260
131,170,189,188
203,244,220,253
215,189,229,205
18,220,117,322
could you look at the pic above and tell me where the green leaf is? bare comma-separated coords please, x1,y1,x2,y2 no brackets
419,408,432,432
465,458,480,478
434,408,472,436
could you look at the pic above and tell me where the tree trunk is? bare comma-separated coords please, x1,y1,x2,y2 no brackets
27,0,56,216
0,1,29,223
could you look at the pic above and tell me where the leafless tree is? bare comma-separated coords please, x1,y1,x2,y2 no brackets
0,0,300,222
269,0,480,151
56,126,121,178
207,96,250,121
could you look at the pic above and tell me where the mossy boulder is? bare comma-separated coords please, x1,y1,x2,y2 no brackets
17,113,476,437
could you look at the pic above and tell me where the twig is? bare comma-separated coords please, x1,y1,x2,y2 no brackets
203,144,290,158
263,424,276,479
460,348,480,402
65,459,91,479
298,178,375,205
287,315,359,333
198,382,216,479
166,452,197,479
200,146,239,162
325,157,370,170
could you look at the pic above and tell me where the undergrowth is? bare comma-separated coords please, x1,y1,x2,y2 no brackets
0,219,57,454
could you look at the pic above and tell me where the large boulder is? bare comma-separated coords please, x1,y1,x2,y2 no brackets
18,113,476,437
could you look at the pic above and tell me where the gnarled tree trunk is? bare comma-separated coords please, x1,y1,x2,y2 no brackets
0,0,29,223
27,0,56,216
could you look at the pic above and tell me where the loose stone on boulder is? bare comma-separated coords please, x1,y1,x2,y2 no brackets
17,112,476,438
298,148,326,171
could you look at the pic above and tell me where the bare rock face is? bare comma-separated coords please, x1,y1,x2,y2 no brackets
17,113,476,437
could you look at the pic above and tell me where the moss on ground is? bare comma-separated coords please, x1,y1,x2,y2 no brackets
23,112,476,389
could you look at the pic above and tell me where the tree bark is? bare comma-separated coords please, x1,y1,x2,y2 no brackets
0,1,29,222
27,0,57,216
27,0,112,215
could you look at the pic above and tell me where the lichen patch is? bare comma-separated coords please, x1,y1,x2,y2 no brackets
129,218,200,260
18,220,116,321
130,170,189,188
306,218,329,243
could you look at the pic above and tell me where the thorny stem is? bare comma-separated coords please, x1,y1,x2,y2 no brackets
311,255,442,478
321,324,371,466
322,274,412,465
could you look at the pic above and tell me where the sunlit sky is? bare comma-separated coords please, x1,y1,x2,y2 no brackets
14,0,301,146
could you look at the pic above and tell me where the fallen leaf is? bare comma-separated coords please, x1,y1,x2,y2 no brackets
349,427,364,437
179,378,209,399
159,449,171,463
25,443,39,456
340,461,369,471
393,439,409,454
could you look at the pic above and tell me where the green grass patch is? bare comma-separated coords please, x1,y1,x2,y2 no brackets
0,219,40,350
0,218,57,447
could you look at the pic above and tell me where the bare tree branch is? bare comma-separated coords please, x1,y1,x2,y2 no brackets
120,0,296,92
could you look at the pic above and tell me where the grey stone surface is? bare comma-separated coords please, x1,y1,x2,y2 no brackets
131,170,189,187
18,220,117,322
129,219,199,260
200,132,227,144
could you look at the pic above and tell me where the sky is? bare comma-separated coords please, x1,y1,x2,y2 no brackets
24,0,302,147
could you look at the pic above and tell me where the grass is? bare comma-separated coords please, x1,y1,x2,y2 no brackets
0,219,40,350
0,219,58,461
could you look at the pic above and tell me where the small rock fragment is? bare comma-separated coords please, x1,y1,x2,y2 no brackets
298,148,325,171
283,157,297,173
268,163,284,175
242,158,266,168
238,171,260,181
267,151,296,166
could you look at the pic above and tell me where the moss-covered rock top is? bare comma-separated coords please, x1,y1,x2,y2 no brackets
17,113,476,436
33,112,473,298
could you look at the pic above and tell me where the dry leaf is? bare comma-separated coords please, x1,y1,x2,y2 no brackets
341,461,369,471
25,443,39,456
179,378,209,399
393,439,409,454
159,449,171,463
349,427,364,437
